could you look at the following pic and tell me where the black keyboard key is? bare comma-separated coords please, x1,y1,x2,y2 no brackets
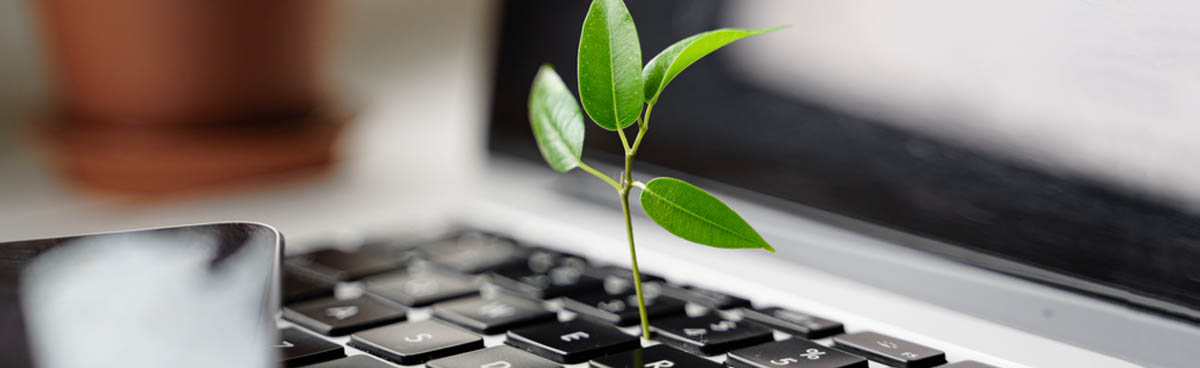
660,284,751,310
585,265,665,283
364,268,480,307
305,355,393,368
941,361,1001,368
649,313,773,355
427,345,561,368
833,331,946,368
505,319,641,363
348,319,483,365
287,248,406,281
488,249,603,299
727,338,867,368
563,282,684,326
590,344,722,368
277,327,344,367
283,295,407,336
421,232,530,273
740,307,844,339
283,267,335,304
434,293,556,334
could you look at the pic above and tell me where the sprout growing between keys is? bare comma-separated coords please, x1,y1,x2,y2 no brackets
527,0,783,338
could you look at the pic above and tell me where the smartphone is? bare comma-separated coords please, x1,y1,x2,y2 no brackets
0,222,282,368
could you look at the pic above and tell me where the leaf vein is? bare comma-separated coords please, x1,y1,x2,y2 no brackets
643,186,762,245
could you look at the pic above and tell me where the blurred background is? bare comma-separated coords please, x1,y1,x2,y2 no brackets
0,0,498,243
0,0,1198,247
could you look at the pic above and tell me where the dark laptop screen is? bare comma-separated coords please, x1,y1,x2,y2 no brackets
486,0,1200,321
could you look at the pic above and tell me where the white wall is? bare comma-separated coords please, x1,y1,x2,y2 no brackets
730,0,1200,209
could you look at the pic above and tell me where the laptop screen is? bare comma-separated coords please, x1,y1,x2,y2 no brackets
486,0,1200,321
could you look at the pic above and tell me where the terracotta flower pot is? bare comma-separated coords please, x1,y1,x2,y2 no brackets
37,0,334,125
33,0,346,194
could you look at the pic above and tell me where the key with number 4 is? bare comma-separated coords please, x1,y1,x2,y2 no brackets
564,282,685,326
650,313,774,356
434,293,556,334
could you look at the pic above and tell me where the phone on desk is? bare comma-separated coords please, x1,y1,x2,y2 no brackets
0,222,282,368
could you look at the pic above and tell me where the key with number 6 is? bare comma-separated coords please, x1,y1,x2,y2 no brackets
727,338,867,368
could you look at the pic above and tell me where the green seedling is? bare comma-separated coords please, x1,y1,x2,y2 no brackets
527,0,782,338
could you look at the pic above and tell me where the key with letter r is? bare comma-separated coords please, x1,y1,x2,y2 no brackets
590,344,722,368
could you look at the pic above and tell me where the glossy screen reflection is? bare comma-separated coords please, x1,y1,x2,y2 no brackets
0,223,280,368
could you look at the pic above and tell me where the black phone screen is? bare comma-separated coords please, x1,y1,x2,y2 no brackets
0,222,281,368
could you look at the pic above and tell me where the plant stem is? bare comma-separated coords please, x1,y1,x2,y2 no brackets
630,103,653,155
619,151,652,339
578,161,621,190
619,103,656,339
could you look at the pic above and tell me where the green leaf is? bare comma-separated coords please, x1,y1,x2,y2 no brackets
642,26,783,104
639,177,775,252
577,0,643,130
528,65,585,172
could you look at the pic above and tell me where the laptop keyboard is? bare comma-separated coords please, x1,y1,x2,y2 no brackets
279,230,997,368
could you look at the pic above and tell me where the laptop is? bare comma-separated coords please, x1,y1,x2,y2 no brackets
271,1,1196,367
7,1,1199,367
